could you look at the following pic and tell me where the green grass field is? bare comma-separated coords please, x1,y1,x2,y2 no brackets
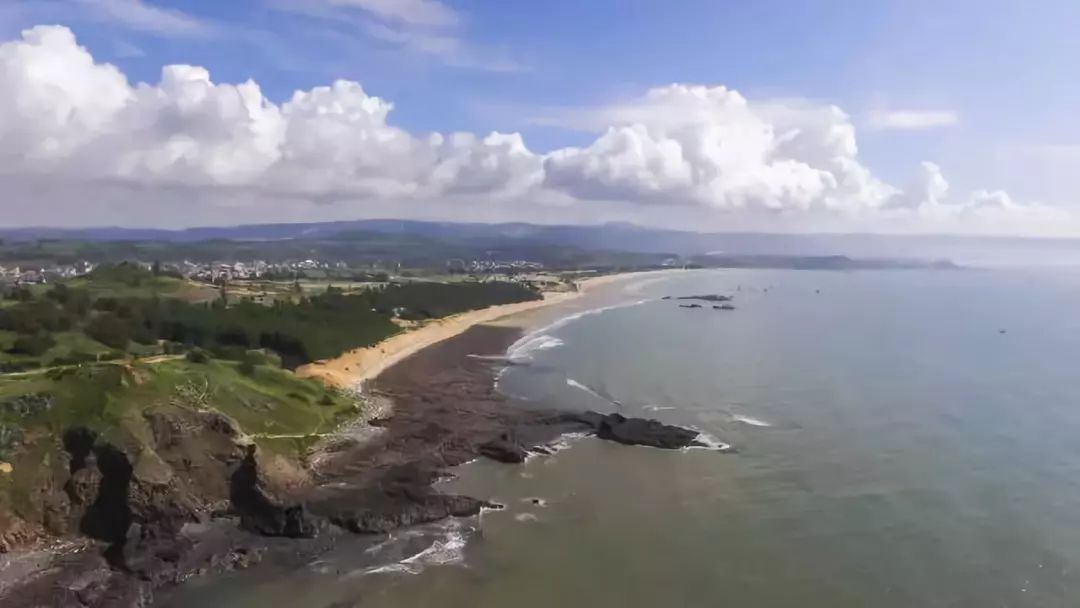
0,354,361,534
0,357,356,461
65,275,218,302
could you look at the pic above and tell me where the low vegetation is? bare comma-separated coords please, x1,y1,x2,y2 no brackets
0,356,358,539
0,259,543,552
0,263,541,370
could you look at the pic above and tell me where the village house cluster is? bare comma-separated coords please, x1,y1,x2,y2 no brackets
0,261,95,285
446,259,545,274
175,259,351,282
0,256,550,287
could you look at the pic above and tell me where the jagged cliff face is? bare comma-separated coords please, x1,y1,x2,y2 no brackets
0,357,356,559
0,404,322,607
0,405,311,554
0,326,719,607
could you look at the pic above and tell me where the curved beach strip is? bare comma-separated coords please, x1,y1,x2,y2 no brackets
296,271,671,391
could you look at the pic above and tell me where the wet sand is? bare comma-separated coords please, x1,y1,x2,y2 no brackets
296,271,668,391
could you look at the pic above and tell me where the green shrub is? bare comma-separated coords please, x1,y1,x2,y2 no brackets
88,262,154,286
8,332,56,356
210,345,247,361
162,341,188,355
131,325,158,345
0,360,41,373
185,348,210,364
84,313,132,349
50,352,98,366
237,357,257,376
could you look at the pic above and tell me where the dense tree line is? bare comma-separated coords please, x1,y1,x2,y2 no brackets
371,281,541,320
1,279,540,369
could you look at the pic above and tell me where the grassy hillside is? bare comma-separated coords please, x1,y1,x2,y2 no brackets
0,356,359,550
0,264,544,552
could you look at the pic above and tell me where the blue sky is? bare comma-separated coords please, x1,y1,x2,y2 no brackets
1,0,1079,233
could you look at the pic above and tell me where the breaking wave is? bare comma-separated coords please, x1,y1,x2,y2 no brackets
507,335,565,362
505,299,651,362
689,432,734,452
543,431,591,453
361,519,471,576
644,404,676,412
731,414,772,427
566,377,597,395
565,378,623,409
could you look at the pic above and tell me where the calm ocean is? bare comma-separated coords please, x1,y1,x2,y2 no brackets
167,268,1080,607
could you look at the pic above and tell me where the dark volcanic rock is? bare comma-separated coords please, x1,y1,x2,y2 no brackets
321,493,489,535
3,324,728,608
677,294,733,302
553,411,705,450
230,445,319,539
477,435,528,463
309,464,492,535
594,413,704,449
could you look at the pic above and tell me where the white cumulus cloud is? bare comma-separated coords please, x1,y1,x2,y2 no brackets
543,85,893,214
0,25,1070,235
0,25,535,202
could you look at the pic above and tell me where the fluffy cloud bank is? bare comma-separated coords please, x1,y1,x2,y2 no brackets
0,26,539,200
544,86,895,214
0,25,1069,234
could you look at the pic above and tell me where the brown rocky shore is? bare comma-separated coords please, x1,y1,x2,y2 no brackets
0,296,711,607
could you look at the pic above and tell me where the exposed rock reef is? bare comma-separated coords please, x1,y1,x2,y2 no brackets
676,294,733,302
0,325,723,607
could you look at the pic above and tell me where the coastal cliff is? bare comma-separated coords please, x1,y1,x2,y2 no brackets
0,319,716,607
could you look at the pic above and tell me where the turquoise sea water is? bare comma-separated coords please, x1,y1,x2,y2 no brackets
168,268,1080,607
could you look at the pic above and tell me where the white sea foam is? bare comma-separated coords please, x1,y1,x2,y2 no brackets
362,520,470,576
515,513,540,522
506,334,565,362
564,378,624,409
544,431,590,453
498,299,651,395
505,299,651,362
644,404,676,412
566,377,597,395
731,414,772,427
689,432,734,452
521,431,590,464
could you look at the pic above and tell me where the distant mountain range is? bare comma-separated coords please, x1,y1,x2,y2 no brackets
1,219,1077,266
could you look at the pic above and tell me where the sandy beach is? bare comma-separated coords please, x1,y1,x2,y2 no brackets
296,271,666,390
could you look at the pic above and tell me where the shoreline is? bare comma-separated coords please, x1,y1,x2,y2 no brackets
0,269,687,606
296,270,673,391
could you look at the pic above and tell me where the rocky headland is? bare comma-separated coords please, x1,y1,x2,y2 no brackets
0,322,717,607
